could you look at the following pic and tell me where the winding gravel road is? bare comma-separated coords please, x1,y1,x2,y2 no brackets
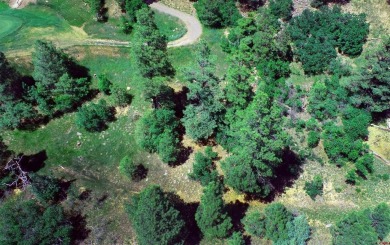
150,2,202,47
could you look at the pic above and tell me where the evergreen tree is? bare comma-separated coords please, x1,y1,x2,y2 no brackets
0,199,72,245
136,108,180,164
304,175,323,200
269,0,293,20
189,147,218,186
0,52,35,129
287,215,311,245
331,209,378,245
194,0,240,28
182,42,224,141
125,0,147,22
222,91,288,197
30,174,61,203
75,99,113,132
370,203,390,240
264,203,293,242
126,185,186,245
133,8,173,78
243,210,266,237
32,40,68,90
227,232,245,245
347,38,390,112
195,181,232,239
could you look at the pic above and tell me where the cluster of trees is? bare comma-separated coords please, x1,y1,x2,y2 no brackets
0,52,34,129
0,199,73,245
0,169,78,245
243,203,311,244
116,0,147,33
127,184,313,244
331,203,390,244
288,6,369,74
0,41,91,130
131,7,182,164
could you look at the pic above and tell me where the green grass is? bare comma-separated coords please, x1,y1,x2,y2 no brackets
0,2,73,51
36,0,92,26
0,14,23,38
154,10,187,42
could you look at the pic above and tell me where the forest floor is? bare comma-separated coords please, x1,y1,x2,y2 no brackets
1,0,389,244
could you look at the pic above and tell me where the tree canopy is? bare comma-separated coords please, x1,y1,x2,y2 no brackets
126,185,186,245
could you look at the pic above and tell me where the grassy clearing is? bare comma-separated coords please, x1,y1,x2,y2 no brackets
154,10,187,42
2,46,204,243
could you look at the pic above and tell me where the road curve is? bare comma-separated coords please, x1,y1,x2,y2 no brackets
150,2,202,48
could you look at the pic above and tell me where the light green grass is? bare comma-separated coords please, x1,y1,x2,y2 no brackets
0,2,73,51
0,14,22,38
154,10,187,42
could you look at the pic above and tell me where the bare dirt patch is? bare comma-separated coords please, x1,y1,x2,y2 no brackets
9,0,36,9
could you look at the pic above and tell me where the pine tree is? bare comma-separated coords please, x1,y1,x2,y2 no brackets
182,42,224,141
133,8,173,78
370,203,390,240
195,181,232,239
264,203,293,242
222,91,288,197
126,185,186,245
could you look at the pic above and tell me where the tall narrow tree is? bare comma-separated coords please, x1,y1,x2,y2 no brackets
195,181,232,239
133,8,173,78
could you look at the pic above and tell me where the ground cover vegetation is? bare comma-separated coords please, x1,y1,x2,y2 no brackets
0,0,389,244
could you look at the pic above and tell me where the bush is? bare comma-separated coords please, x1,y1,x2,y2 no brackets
194,0,240,28
97,74,112,95
111,86,132,107
189,147,218,186
304,175,323,200
305,118,319,131
119,156,136,179
269,0,293,20
30,174,61,203
345,169,358,184
75,99,114,132
307,131,320,148
243,211,266,237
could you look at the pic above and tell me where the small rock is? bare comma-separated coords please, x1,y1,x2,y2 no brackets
77,132,82,136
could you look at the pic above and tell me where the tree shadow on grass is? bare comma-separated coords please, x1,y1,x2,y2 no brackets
132,164,149,181
20,150,47,172
70,213,91,244
166,192,202,245
225,200,249,231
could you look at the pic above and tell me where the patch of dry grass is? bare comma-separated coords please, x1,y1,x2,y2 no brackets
159,0,196,15
367,126,390,161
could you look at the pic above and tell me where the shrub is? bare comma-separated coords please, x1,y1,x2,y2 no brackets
345,169,358,184
111,86,132,107
307,131,320,148
97,74,112,95
269,0,293,20
75,99,114,132
304,175,323,200
243,211,266,237
119,156,137,179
